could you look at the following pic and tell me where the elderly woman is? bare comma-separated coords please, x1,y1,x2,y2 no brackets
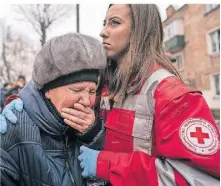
0,33,107,186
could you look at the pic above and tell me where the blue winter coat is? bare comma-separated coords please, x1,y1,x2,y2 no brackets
0,81,105,186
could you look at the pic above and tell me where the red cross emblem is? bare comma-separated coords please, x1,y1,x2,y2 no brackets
180,118,219,155
190,127,210,144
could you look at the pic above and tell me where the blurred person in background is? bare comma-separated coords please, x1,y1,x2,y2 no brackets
0,83,12,112
5,75,26,97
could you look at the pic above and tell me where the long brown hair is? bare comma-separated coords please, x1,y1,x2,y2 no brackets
105,4,180,102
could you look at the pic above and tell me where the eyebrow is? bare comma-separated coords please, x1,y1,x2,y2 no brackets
109,16,121,20
70,84,97,89
104,16,122,24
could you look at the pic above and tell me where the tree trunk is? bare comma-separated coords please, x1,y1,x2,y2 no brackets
2,42,11,82
40,21,47,46
76,4,80,33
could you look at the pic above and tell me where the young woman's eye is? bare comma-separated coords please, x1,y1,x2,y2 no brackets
110,19,120,26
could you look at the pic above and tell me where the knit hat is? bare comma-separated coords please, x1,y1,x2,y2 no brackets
32,32,107,90
42,69,99,92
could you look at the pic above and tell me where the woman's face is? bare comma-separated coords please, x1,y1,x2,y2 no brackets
45,81,97,113
100,4,132,62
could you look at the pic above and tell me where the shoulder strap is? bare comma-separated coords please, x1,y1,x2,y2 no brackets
141,69,175,94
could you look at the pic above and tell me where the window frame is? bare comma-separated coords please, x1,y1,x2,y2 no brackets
213,73,220,96
172,51,184,71
164,22,175,41
205,4,219,13
207,27,220,56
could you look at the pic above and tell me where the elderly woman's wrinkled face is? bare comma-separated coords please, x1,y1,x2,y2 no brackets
100,4,132,62
45,81,97,112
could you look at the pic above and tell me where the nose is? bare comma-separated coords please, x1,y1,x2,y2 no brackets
79,92,91,107
100,26,108,39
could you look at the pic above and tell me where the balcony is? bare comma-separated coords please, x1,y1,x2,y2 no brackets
164,35,185,53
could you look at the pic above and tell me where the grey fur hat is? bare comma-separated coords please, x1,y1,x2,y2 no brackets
32,32,107,89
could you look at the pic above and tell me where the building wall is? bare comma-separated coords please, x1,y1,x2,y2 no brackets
163,4,220,111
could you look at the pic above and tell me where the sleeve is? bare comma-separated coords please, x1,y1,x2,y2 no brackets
154,92,220,177
77,113,105,150
4,94,20,107
0,148,20,186
95,92,220,186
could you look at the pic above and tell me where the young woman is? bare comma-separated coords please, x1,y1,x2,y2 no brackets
77,4,220,186
1,4,220,186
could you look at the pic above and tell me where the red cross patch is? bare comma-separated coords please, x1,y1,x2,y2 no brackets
179,118,219,155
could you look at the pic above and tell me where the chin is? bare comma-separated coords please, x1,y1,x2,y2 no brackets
107,53,117,60
56,108,62,113
105,50,113,58
107,51,124,62
55,106,63,113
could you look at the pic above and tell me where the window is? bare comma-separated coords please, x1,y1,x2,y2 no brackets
164,22,175,41
168,28,171,39
175,55,183,70
164,19,184,42
208,29,220,54
205,4,219,13
213,74,220,96
172,53,184,70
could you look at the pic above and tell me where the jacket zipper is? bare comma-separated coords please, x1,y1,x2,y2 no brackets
65,136,76,186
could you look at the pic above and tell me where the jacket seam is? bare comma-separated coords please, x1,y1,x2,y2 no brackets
0,166,19,180
6,141,42,153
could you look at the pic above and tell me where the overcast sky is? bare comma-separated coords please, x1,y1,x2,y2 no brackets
0,3,185,82
0,4,179,43
0,2,217,82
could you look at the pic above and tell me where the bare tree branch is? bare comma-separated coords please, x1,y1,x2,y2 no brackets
1,24,11,82
17,5,42,35
0,21,37,84
14,4,75,46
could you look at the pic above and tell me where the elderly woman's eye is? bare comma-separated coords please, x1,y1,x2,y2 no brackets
89,91,96,95
69,88,81,93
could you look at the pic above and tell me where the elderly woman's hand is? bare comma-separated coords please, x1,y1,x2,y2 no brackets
61,103,95,133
